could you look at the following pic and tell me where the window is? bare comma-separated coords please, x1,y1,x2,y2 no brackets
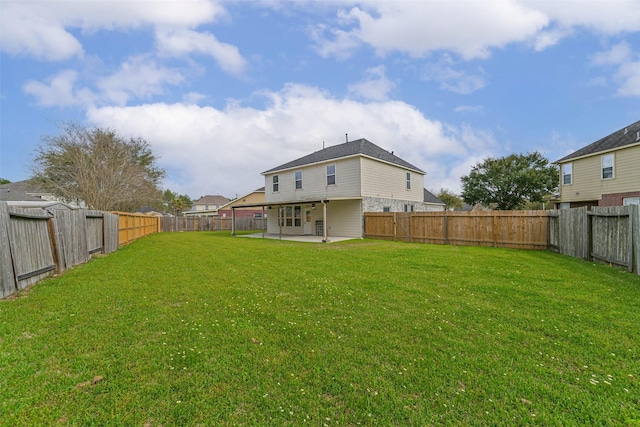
404,204,414,212
624,197,640,206
406,172,411,190
295,170,303,190
294,206,301,226
327,164,336,185
601,154,614,179
285,206,293,226
383,206,391,212
562,163,572,185
273,175,279,192
280,205,301,227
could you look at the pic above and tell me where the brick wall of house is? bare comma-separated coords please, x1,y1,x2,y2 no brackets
599,191,640,206
217,209,265,218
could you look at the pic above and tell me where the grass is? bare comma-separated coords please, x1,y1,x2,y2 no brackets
1,232,640,426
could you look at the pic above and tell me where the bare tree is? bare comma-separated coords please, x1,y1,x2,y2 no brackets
32,122,165,211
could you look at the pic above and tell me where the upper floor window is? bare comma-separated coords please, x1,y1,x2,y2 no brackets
272,175,279,192
601,154,614,179
406,172,411,190
295,171,303,189
326,164,336,185
562,163,572,185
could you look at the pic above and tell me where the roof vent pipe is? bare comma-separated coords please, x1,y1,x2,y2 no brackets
624,128,628,134
345,133,348,143
637,131,640,141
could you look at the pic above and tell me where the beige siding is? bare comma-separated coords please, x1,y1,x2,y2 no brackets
265,157,362,203
360,157,424,202
326,199,363,238
560,145,640,202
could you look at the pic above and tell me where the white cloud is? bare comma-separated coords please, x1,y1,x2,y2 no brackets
0,2,83,61
590,42,640,97
421,56,487,94
23,70,94,107
85,84,497,197
96,56,185,105
616,61,640,97
591,42,633,66
155,29,247,75
0,0,227,61
313,1,548,60
529,1,640,35
347,65,395,101
23,56,185,107
454,105,484,113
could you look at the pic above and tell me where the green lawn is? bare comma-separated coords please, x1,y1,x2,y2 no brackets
1,232,639,426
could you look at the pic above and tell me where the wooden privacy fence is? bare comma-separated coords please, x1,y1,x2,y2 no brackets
161,216,265,232
114,212,160,246
364,211,550,250
549,205,639,273
0,202,119,299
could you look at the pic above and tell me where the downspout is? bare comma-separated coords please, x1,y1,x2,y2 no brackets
321,200,329,243
279,205,282,240
262,205,265,238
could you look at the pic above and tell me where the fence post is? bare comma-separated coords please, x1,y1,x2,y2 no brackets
633,205,640,275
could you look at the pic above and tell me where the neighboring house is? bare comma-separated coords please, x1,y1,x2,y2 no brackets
0,179,85,208
245,138,444,239
185,195,231,217
136,206,171,217
555,119,640,208
217,188,266,218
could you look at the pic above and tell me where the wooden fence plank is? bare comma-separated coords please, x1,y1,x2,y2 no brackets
0,202,17,298
53,210,89,271
8,208,56,290
590,206,632,271
103,213,119,253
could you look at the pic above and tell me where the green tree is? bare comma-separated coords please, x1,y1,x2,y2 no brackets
163,189,193,216
461,152,558,210
436,188,463,211
0,178,10,185
32,122,165,211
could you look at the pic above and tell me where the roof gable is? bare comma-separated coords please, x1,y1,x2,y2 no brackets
423,188,445,205
556,119,640,163
262,138,425,174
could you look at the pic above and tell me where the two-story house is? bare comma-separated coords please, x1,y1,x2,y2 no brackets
185,194,230,217
245,138,443,240
555,119,640,208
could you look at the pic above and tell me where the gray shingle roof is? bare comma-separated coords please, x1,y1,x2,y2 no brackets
194,195,230,205
556,119,640,163
423,189,445,205
0,179,49,202
262,138,425,174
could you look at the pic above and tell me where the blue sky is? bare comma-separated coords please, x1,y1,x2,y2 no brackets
1,0,640,199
